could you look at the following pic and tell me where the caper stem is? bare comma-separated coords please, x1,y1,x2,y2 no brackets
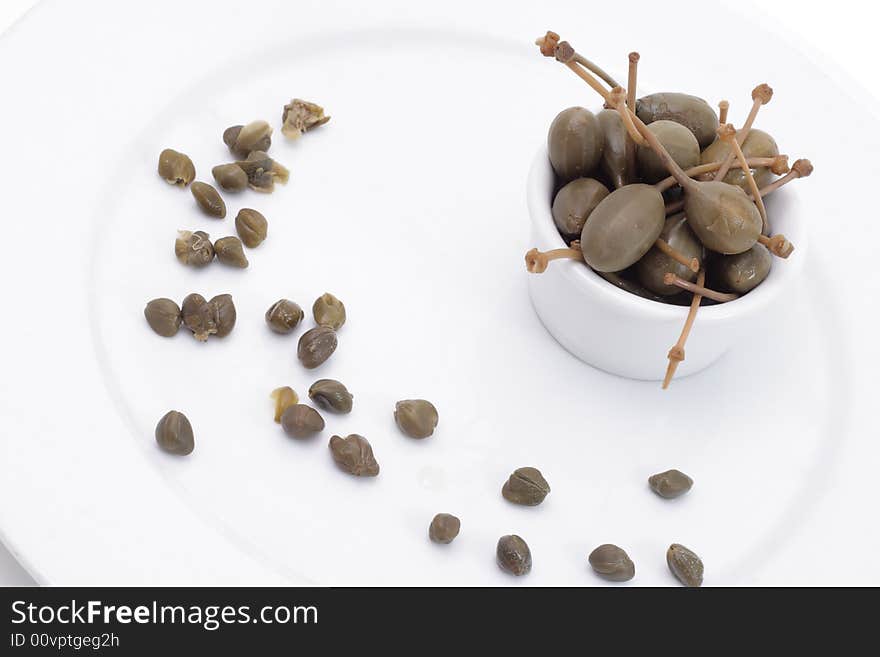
663,273,740,303
537,33,622,89
752,158,813,197
626,52,639,110
525,246,583,273
656,239,700,273
718,99,730,124
757,233,795,259
609,87,647,145
663,270,705,389
655,156,787,193
718,124,769,233
713,84,772,181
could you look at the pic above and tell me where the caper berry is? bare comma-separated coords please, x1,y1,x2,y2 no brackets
235,151,289,193
551,178,609,239
637,120,700,184
213,236,248,268
209,294,236,338
588,544,635,582
181,293,217,342
157,148,195,187
667,543,704,587
144,298,181,337
270,386,299,423
712,243,772,293
701,128,779,191
297,326,337,369
497,535,531,576
635,213,702,296
175,230,214,268
597,109,638,188
636,92,719,149
212,163,248,192
684,181,762,254
235,208,268,248
265,299,304,334
393,399,438,439
547,107,604,182
501,467,550,506
312,292,346,330
280,404,325,439
190,181,226,218
281,99,330,139
223,120,272,158
329,434,379,477
155,410,194,456
648,469,693,499
308,379,353,414
428,513,460,544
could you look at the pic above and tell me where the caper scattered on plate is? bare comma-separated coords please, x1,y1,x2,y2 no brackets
213,236,248,268
212,163,248,192
270,386,299,423
157,148,195,187
155,410,194,456
265,299,304,334
297,326,337,369
428,514,460,544
280,404,325,439
588,544,635,582
144,298,181,337
235,150,289,193
502,467,550,506
235,208,268,248
223,119,272,158
281,99,330,139
190,181,226,218
667,543,704,587
312,292,345,330
393,399,438,439
308,379,353,414
329,434,379,477
175,230,214,267
497,535,532,576
648,469,693,499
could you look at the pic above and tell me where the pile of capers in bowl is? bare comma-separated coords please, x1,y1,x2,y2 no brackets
526,32,813,387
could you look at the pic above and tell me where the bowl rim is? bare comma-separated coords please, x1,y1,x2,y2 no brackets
526,146,808,323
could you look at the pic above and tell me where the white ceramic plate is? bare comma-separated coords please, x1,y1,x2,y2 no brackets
1,0,878,586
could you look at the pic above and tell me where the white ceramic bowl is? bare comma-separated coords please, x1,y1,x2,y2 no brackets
526,147,808,380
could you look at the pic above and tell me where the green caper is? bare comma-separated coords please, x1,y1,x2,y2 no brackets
297,326,337,369
144,298,181,337
597,109,638,188
190,181,226,218
155,410,194,456
157,148,195,187
235,208,268,248
308,379,353,414
235,151,289,193
712,243,772,293
393,399,438,439
312,293,346,330
175,230,214,267
281,99,330,139
181,293,216,342
280,404,325,439
667,543,703,587
547,107,604,182
265,299,304,334
213,236,248,268
580,184,665,272
329,434,379,476
212,163,248,192
684,181,762,254
270,386,299,423
209,294,236,337
648,469,694,499
223,120,272,158
635,213,702,296
701,129,779,191
588,544,635,582
497,535,531,576
551,178,609,239
637,120,700,184
636,92,719,149
428,513,460,544
502,467,550,506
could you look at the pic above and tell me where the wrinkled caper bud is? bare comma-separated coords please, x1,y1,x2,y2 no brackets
190,181,226,218
212,163,248,192
393,399,438,439
158,148,195,187
428,513,461,544
281,99,330,139
213,236,248,268
308,379,353,414
175,230,215,267
637,120,700,184
312,292,346,330
588,544,635,582
329,434,379,477
297,326,337,369
667,543,704,587
497,535,531,576
181,293,217,342
223,120,272,158
155,410,194,456
280,404,325,439
209,294,236,338
648,469,693,499
551,177,609,240
270,386,299,423
144,298,181,337
265,299,304,334
235,151,289,193
502,466,551,506
235,208,268,248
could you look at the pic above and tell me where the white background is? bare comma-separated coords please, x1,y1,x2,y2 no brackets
0,0,877,586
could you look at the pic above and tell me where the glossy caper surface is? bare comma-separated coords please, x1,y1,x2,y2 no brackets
684,181,762,254
212,163,248,192
190,181,226,218
181,293,216,342
265,299,304,334
144,298,181,337
712,243,772,293
551,178,609,239
297,326,337,369
175,230,214,267
636,92,719,149
158,149,195,187
308,379,353,414
636,213,702,295
312,293,346,330
155,410,194,456
209,294,236,337
701,128,779,190
597,109,638,188
223,120,272,158
637,120,700,184
547,107,604,182
235,208,268,248
580,184,665,272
